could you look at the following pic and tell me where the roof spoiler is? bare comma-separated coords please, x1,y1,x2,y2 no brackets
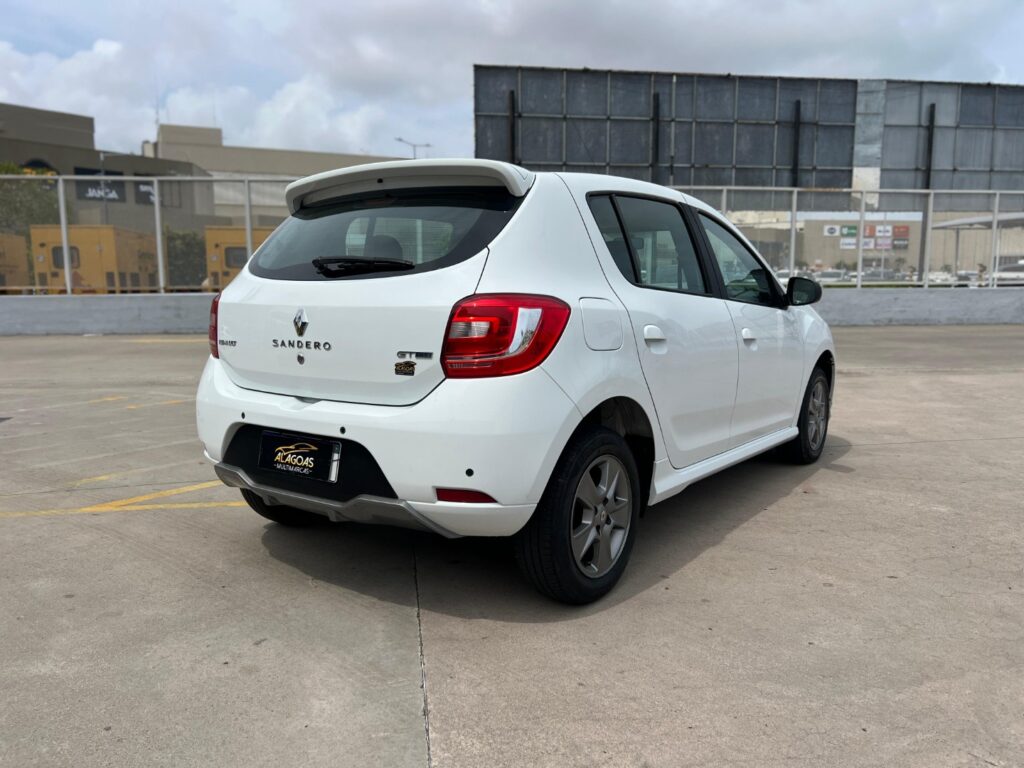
285,159,535,214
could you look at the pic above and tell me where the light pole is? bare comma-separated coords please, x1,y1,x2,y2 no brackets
97,149,135,226
395,137,432,159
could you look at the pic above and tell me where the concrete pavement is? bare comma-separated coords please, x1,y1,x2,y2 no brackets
1,327,1022,767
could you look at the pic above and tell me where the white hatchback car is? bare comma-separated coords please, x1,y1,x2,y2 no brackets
197,159,834,604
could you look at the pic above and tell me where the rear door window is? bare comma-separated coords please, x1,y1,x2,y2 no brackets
250,187,522,281
614,196,707,295
587,195,636,280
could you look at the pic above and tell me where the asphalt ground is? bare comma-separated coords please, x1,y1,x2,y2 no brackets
1,326,1022,767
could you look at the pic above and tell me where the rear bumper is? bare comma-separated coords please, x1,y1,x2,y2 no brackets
196,357,581,537
214,461,459,537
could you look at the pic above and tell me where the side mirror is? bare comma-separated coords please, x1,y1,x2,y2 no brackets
787,276,822,306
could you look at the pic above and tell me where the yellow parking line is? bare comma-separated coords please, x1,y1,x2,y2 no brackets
73,473,118,486
0,500,245,520
112,502,245,511
30,438,198,470
87,396,127,404
0,478,238,519
91,480,222,510
72,461,204,487
123,399,192,410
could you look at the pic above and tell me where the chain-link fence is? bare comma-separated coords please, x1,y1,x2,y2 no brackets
2,174,1022,294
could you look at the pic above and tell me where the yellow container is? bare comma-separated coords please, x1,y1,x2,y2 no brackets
0,232,30,294
204,226,274,291
30,225,158,294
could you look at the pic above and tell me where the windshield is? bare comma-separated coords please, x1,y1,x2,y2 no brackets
250,187,522,281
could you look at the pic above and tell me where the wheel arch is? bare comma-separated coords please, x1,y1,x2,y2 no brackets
813,348,836,404
815,349,835,387
565,396,657,509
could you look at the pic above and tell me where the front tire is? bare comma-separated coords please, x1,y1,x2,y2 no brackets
241,489,324,526
786,367,830,464
514,426,641,604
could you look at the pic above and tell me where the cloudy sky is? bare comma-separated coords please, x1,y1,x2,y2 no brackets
2,0,1022,158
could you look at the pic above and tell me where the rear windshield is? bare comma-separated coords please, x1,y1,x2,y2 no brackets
249,187,522,280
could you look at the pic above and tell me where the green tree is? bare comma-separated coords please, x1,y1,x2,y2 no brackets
0,162,62,287
165,229,207,290
0,162,60,233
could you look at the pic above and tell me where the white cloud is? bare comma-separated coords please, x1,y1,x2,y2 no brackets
245,76,389,154
1,0,1023,159
0,38,157,150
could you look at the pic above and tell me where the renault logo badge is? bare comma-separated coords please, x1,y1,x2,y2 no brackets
293,308,308,337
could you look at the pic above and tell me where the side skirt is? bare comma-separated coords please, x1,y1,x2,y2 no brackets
648,427,799,505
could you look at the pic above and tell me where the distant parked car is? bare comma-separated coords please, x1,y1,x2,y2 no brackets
953,270,980,287
861,269,902,282
816,269,849,283
775,269,815,287
992,263,1024,286
927,271,955,284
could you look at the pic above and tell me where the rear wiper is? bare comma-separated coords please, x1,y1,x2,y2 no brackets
312,257,415,277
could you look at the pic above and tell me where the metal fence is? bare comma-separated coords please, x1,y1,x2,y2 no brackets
680,186,1024,288
0,174,290,295
1,174,1022,295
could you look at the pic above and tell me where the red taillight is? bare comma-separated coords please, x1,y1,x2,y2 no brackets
209,293,221,358
435,488,497,503
441,294,570,378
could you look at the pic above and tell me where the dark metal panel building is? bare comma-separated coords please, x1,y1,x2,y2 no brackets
474,65,1024,193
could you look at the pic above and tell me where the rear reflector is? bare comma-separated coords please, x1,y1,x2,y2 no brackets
441,294,570,378
435,488,497,504
209,293,221,358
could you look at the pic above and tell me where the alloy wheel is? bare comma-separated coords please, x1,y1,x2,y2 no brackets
807,379,828,452
570,455,632,579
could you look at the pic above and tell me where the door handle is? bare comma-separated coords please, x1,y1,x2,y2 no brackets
643,324,666,343
741,327,757,342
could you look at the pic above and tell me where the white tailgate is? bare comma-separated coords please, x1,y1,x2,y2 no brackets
216,254,485,405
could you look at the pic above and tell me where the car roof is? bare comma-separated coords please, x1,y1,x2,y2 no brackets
555,171,713,215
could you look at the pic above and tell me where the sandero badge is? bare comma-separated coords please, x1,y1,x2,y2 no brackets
258,432,342,483
272,307,333,363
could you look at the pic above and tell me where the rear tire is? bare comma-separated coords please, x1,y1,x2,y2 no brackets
514,426,641,605
785,367,830,464
241,489,324,526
